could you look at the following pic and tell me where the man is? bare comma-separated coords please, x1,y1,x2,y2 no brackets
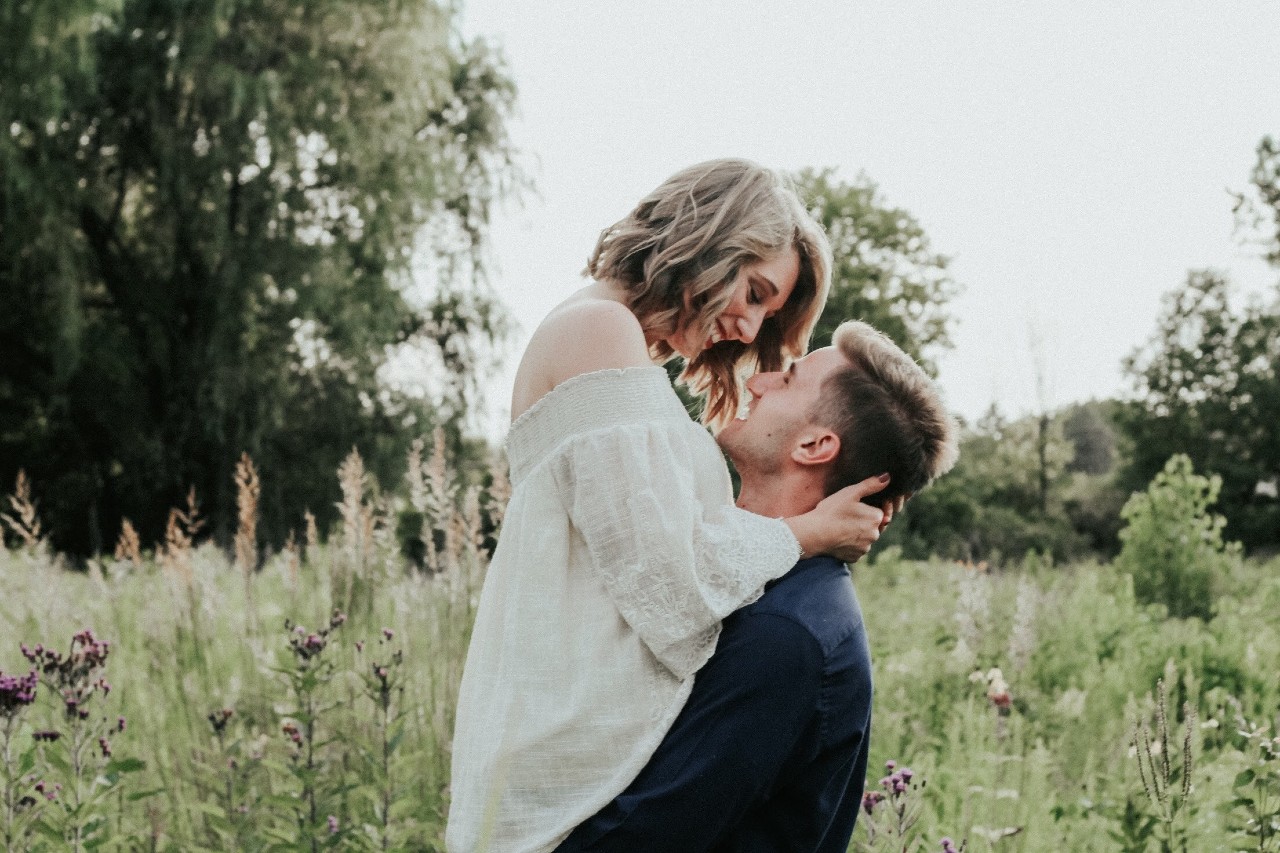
556,320,958,852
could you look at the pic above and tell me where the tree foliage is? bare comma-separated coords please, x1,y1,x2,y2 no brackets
0,0,520,554
1118,271,1280,550
795,168,958,375
881,405,1098,563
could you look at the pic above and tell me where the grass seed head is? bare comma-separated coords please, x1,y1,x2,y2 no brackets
114,518,142,563
234,452,261,575
2,469,44,550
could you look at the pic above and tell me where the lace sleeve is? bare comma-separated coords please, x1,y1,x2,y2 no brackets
549,421,801,680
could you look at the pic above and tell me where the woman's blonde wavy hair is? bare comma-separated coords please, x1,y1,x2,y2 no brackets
585,159,833,431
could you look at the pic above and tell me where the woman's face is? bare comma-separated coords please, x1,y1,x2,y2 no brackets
668,248,801,359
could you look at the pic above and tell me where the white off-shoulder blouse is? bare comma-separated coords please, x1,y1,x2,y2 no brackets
446,367,801,853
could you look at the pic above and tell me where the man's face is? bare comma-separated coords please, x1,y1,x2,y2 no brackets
717,346,849,476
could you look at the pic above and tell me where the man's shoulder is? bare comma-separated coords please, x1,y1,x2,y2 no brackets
735,556,866,659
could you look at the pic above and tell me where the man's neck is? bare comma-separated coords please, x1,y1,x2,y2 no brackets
735,470,826,520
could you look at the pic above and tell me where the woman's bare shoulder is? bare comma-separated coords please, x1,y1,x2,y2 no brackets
511,295,653,421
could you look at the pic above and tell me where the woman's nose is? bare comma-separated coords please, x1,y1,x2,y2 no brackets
733,310,764,344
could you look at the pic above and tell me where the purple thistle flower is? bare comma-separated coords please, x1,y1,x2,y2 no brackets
98,736,112,758
327,815,339,834
208,708,234,735
117,716,126,733
32,730,61,742
941,838,959,853
382,627,394,641
861,790,885,815
0,669,38,716
885,759,896,771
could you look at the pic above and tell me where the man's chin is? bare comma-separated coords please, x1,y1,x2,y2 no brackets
715,420,749,461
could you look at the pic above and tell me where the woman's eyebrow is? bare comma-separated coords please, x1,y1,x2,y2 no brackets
752,273,781,297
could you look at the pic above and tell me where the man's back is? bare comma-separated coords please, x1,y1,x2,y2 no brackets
558,556,873,852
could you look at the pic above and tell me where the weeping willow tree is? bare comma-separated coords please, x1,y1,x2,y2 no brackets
0,0,520,554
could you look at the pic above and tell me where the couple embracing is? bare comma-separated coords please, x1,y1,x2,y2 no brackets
448,159,958,852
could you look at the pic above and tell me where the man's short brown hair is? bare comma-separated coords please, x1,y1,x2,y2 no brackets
812,321,958,501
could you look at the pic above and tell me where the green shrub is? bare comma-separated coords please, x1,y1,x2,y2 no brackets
1115,455,1240,620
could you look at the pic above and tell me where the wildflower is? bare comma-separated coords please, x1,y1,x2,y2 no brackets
355,641,365,653
382,627,394,641
98,736,112,758
0,669,38,716
34,780,61,801
32,730,61,742
862,790,885,815
941,838,960,853
208,708,234,735
329,610,347,629
21,630,112,719
983,667,1012,712
328,815,339,834
286,620,333,662
282,720,303,746
117,715,126,733
878,764,917,796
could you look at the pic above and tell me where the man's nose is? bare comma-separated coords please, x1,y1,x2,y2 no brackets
746,371,780,395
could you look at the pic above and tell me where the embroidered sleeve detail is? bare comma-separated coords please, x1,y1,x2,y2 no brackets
550,421,801,680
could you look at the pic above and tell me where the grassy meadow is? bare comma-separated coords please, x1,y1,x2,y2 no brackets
1,444,1279,852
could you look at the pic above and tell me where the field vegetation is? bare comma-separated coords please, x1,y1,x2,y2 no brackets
2,444,1278,852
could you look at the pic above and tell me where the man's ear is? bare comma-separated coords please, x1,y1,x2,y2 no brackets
791,428,840,467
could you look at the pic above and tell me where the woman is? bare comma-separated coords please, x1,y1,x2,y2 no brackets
447,159,893,853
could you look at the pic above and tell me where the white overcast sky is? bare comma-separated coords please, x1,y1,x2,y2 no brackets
454,2,1280,435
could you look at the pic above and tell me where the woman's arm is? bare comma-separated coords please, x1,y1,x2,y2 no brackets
784,475,897,563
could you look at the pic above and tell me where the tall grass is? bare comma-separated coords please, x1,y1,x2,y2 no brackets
0,435,494,850
1,446,1278,850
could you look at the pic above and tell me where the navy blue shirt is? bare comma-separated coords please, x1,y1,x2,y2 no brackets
557,556,873,853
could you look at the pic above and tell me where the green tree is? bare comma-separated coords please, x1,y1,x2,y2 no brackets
1115,454,1239,620
1118,271,1280,550
0,0,519,554
795,168,958,373
882,405,1094,563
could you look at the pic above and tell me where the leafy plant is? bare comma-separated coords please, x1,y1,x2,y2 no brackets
1115,454,1239,619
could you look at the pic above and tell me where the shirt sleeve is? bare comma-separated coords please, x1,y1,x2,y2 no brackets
554,613,822,852
549,421,802,680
